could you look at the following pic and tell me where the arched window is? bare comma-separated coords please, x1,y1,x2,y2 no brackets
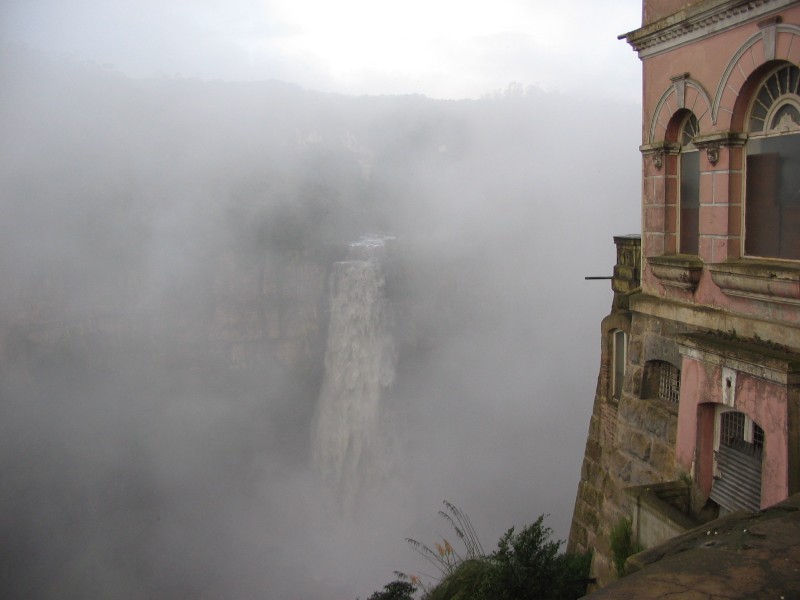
745,64,800,260
679,114,700,254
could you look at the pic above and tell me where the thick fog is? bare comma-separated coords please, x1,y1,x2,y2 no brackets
0,46,640,599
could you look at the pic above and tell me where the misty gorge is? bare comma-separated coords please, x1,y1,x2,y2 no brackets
0,46,639,599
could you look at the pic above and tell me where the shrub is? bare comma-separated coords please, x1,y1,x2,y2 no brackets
477,517,591,600
366,503,592,600
609,517,641,577
366,579,417,600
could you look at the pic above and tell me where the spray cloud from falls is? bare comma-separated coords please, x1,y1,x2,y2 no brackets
0,46,640,598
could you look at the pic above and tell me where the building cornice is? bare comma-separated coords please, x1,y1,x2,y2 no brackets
629,292,800,351
619,0,798,58
676,332,800,385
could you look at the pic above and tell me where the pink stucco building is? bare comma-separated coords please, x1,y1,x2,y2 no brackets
569,0,800,586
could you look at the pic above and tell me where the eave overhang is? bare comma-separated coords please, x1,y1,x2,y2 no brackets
618,0,797,58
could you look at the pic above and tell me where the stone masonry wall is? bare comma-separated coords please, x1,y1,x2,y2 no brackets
569,236,685,586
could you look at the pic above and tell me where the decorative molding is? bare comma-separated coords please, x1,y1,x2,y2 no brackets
649,255,704,291
640,141,681,170
712,24,800,124
692,131,748,164
650,86,680,143
686,80,714,124
773,108,800,133
620,0,794,59
630,293,800,352
759,16,783,60
692,131,749,146
677,332,800,385
649,79,713,143
706,143,720,164
708,260,800,306
671,73,690,109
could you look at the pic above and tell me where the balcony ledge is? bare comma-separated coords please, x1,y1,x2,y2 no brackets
708,259,800,306
649,255,704,291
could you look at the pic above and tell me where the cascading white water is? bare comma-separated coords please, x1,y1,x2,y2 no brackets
311,236,396,509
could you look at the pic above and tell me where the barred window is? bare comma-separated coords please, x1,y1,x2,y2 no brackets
642,360,681,404
720,411,745,445
720,410,764,457
658,361,681,403
752,423,765,450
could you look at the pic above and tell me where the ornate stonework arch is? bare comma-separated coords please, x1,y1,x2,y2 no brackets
712,23,800,126
648,76,713,144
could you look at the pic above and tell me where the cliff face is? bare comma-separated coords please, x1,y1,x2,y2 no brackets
0,247,330,371
211,249,329,371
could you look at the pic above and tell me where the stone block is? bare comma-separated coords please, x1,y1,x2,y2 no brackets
581,482,605,508
608,450,633,483
630,461,661,486
665,205,677,234
586,439,602,463
618,397,676,441
712,171,730,204
620,427,652,461
581,459,595,481
700,205,729,236
575,500,600,530
650,439,676,472
629,366,643,396
570,523,588,549
628,337,643,366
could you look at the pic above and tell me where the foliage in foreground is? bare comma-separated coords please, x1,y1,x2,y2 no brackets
366,579,417,600
365,502,592,600
609,517,641,577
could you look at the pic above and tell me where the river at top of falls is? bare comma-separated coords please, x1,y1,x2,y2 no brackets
311,235,397,512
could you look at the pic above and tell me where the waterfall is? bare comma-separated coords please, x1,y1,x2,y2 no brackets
311,236,396,509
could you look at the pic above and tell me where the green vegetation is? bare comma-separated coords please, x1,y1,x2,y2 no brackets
365,502,592,600
366,579,417,600
609,517,641,577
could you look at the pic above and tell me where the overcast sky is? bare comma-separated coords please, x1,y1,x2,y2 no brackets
3,0,642,100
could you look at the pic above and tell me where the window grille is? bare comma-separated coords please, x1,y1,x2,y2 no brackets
720,411,745,446
753,423,765,450
681,113,700,145
642,360,681,404
712,410,764,512
657,361,681,403
749,65,800,133
720,411,764,459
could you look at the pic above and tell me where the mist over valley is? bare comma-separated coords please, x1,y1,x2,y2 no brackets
0,46,640,599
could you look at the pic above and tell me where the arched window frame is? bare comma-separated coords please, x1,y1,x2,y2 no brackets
744,63,800,261
678,113,700,255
